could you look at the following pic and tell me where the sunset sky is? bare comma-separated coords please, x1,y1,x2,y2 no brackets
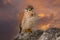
18,0,60,30
0,0,60,40
8,0,60,30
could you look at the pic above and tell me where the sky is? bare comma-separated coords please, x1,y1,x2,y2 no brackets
0,0,19,40
0,0,60,40
18,0,60,30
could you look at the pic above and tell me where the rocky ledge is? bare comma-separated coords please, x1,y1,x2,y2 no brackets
15,28,60,40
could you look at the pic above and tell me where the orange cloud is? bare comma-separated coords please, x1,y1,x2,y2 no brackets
19,0,60,31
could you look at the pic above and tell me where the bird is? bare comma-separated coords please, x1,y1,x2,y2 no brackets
18,5,40,40
21,5,39,33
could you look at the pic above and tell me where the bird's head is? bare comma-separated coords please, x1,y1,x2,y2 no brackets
24,5,35,17
25,5,34,11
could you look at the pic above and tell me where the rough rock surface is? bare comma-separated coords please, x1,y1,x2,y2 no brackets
18,30,43,40
38,28,60,40
15,28,60,40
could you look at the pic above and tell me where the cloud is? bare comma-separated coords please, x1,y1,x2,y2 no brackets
18,0,60,30
0,0,19,40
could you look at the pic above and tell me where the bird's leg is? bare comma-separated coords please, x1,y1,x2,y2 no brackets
24,28,32,33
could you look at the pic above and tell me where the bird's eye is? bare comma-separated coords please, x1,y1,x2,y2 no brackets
29,9,32,11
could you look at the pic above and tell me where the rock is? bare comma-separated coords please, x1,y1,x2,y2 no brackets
14,28,60,40
38,28,60,40
56,37,60,40
38,32,56,40
18,30,43,40
26,30,43,40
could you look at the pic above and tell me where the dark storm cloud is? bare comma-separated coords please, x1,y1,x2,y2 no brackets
0,0,20,40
